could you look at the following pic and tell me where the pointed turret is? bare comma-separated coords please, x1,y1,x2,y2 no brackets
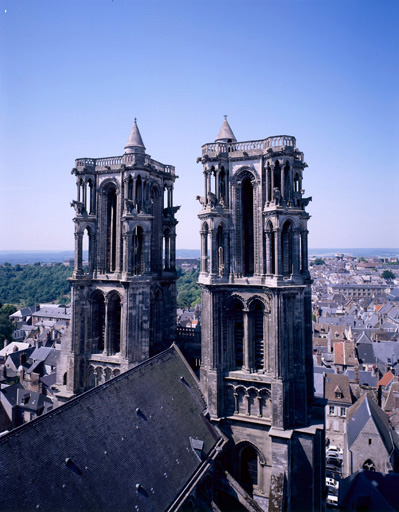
125,118,146,154
215,115,237,143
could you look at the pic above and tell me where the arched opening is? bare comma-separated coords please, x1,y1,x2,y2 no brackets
251,301,264,370
232,300,244,369
82,227,90,273
240,445,258,493
92,291,105,352
201,222,209,273
282,221,293,275
108,293,121,354
219,166,226,205
217,224,225,276
88,179,94,214
135,175,142,213
242,177,254,275
105,186,117,272
362,459,375,471
273,161,281,192
283,162,290,202
132,226,144,275
163,228,171,270
128,176,133,200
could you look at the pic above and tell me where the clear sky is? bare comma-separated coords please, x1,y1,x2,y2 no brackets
1,0,398,251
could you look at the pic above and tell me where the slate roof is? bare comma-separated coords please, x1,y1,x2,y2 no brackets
347,394,399,453
373,342,399,366
356,343,375,365
344,369,377,388
340,470,399,511
0,345,224,512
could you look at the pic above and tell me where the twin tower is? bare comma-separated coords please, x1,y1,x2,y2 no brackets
63,118,324,510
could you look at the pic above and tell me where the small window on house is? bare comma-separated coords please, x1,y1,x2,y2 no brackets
329,406,335,415
341,407,346,417
335,391,342,399
368,438,372,445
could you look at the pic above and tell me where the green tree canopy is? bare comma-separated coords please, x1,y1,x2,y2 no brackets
381,270,395,280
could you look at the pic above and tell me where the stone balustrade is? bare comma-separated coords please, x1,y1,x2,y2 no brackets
202,135,297,157
75,154,175,175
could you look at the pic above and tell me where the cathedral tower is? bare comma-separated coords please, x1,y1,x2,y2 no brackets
198,118,324,510
66,120,179,393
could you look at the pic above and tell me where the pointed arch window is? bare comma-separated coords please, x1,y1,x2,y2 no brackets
92,292,105,352
232,300,244,369
282,221,293,275
240,446,258,492
108,293,121,354
219,166,226,205
251,301,265,370
132,226,144,275
241,176,254,275
105,186,117,272
135,175,142,213
217,224,225,276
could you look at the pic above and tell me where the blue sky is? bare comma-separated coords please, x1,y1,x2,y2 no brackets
1,0,398,250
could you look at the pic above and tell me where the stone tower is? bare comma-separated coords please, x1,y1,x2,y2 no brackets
197,118,324,510
65,120,179,394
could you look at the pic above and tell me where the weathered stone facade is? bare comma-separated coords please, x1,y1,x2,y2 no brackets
198,118,325,511
61,120,179,394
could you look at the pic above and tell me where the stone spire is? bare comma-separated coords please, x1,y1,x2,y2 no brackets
215,115,237,143
124,118,146,154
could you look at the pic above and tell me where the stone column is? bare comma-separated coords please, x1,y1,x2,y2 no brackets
82,180,87,210
209,229,217,275
88,232,95,273
74,232,83,274
293,229,301,275
170,233,176,270
271,166,274,201
281,166,285,202
103,297,110,356
144,231,151,273
274,229,282,275
77,181,80,202
243,309,251,371
266,167,270,204
266,231,272,275
301,230,309,274
200,231,208,273
122,233,130,273
204,172,208,203
164,234,170,270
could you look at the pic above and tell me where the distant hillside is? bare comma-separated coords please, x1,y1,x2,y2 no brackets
0,250,200,265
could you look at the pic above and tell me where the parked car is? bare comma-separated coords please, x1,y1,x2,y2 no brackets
326,457,342,467
327,494,338,507
327,445,343,456
326,477,339,489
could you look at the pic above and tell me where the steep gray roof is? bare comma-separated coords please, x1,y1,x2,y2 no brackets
215,116,237,142
356,343,375,365
347,394,399,453
124,118,146,154
0,345,223,512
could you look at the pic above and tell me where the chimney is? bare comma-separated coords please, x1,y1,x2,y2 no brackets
354,365,359,385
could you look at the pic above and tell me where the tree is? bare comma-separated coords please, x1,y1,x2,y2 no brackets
310,258,324,266
381,270,395,280
0,304,17,349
